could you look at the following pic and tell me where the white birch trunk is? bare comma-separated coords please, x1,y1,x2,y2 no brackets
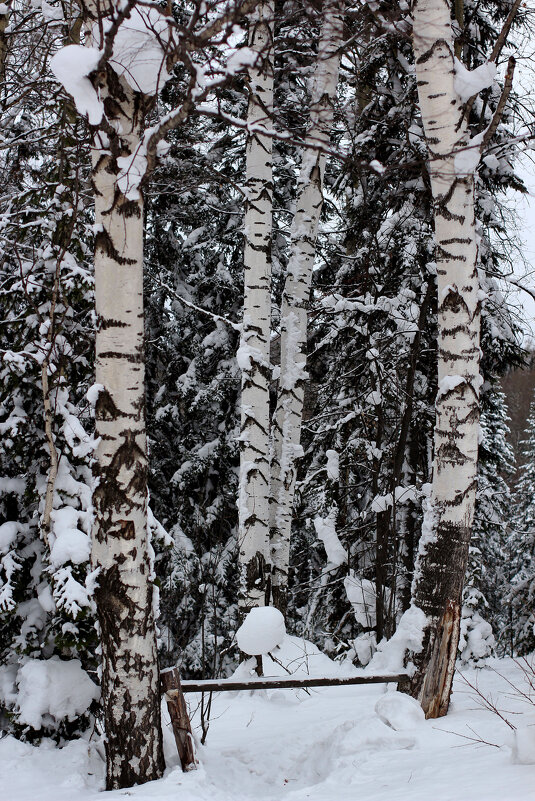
400,0,481,718
270,0,344,615
88,26,164,791
238,0,274,615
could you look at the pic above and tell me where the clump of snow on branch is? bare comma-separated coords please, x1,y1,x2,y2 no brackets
411,484,436,584
454,58,496,103
367,605,427,676
314,510,345,567
454,131,485,176
226,46,259,75
85,384,104,408
108,5,172,95
49,506,90,568
344,574,377,628
236,607,286,656
50,46,103,125
371,485,417,513
117,149,148,201
353,632,376,666
326,449,339,481
51,3,172,125
14,657,99,730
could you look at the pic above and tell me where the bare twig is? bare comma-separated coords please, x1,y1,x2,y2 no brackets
154,274,241,331
456,671,516,730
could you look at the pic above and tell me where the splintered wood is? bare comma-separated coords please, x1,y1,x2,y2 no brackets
161,667,197,772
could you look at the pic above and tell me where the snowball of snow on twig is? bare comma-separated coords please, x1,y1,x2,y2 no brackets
236,606,286,656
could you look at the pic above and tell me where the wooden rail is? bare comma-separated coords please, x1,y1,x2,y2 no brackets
161,668,410,771
166,672,409,695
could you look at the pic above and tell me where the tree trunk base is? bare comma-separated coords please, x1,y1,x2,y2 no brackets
399,600,461,719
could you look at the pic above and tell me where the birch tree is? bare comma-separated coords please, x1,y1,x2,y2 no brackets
270,0,344,615
51,0,262,787
69,3,170,787
399,0,511,717
238,0,274,616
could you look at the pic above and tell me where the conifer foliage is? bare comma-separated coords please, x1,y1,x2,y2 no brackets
510,401,535,655
0,0,532,784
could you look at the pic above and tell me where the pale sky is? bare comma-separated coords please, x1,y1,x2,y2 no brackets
508,160,535,342
501,16,535,344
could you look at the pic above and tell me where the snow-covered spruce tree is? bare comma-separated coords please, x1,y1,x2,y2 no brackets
460,388,515,663
287,2,438,660
510,401,535,655
0,2,98,740
144,115,245,676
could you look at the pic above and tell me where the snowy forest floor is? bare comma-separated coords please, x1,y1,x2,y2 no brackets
2,637,535,801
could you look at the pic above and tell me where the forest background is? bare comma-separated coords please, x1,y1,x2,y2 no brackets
1,0,535,790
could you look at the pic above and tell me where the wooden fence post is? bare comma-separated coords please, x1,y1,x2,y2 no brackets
161,667,197,771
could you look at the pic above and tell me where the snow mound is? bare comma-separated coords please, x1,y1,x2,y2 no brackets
230,633,341,680
375,691,424,731
236,607,286,656
15,657,99,730
266,633,345,677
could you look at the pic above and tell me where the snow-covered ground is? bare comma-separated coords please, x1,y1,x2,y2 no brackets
2,637,535,801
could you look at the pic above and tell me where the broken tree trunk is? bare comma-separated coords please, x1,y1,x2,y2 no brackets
161,668,197,771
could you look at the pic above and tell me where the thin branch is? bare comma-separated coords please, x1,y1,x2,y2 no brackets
456,671,516,730
154,275,241,331
462,0,522,122
480,56,516,151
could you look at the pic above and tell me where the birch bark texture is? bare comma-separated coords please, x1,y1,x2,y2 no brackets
87,12,164,789
238,0,274,615
399,0,481,718
270,0,344,615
